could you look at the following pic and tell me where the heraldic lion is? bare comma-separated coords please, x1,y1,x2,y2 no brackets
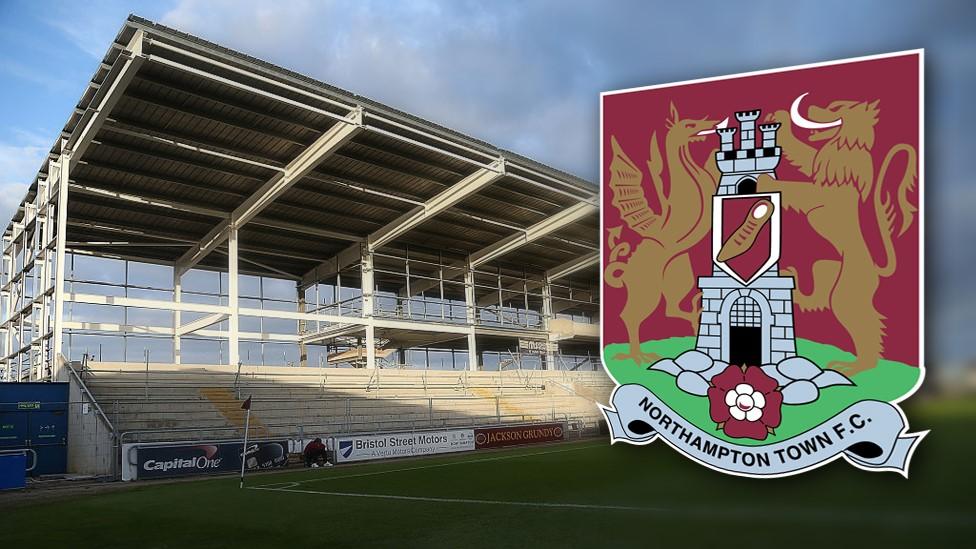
757,94,917,376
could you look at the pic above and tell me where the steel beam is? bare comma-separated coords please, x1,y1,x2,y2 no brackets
124,91,307,147
300,160,504,288
62,321,300,343
68,182,227,218
148,39,355,114
131,74,320,138
551,291,598,315
79,129,541,246
67,218,332,263
68,180,362,242
175,108,363,275
368,160,504,250
469,203,596,268
101,120,284,172
66,293,230,315
52,291,485,343
300,243,363,288
408,203,597,298
546,251,599,282
176,312,228,336
66,30,146,169
300,323,365,345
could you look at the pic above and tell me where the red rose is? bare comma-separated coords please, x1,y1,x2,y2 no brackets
707,364,783,441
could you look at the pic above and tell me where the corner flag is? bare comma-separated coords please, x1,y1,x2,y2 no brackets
239,395,252,488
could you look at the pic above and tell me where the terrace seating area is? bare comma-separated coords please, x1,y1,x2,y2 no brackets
77,362,615,444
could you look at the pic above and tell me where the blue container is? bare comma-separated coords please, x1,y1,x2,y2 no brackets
0,453,27,490
0,383,68,476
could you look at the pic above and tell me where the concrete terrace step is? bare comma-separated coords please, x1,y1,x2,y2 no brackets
198,387,270,438
83,361,611,444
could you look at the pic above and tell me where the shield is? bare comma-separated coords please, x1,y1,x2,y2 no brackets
601,51,924,478
711,192,780,285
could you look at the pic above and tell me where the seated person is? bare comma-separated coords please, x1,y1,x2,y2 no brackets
303,437,328,468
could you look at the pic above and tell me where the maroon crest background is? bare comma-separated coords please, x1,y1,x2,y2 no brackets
601,53,921,367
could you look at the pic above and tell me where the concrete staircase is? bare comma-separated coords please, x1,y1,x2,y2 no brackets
198,387,270,438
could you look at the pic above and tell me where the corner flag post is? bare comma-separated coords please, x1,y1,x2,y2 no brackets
239,395,252,489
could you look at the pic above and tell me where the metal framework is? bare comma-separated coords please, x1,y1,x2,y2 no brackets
1,16,599,381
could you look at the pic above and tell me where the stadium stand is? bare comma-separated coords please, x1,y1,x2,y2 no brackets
2,16,606,481
75,360,614,445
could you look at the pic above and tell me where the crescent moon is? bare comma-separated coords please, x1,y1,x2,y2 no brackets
790,93,842,130
695,117,730,136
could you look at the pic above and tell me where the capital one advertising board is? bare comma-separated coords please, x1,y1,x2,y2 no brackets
123,440,289,480
334,429,475,463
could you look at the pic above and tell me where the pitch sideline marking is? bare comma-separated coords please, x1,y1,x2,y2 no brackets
259,442,605,488
250,443,974,525
249,485,658,512
248,485,975,525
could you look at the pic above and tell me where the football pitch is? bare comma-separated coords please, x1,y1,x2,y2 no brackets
2,398,974,548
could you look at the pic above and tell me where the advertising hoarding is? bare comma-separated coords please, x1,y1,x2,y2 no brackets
474,423,564,449
126,440,288,480
334,428,475,463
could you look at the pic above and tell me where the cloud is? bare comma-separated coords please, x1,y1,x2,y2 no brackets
156,0,970,186
160,0,596,177
0,57,73,92
0,129,49,227
42,0,145,59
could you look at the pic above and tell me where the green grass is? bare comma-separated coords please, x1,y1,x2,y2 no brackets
0,397,972,548
604,337,921,445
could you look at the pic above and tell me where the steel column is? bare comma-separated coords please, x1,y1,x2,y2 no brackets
173,270,181,364
542,277,557,370
228,226,239,366
361,246,375,369
51,152,69,380
298,285,307,368
464,262,477,371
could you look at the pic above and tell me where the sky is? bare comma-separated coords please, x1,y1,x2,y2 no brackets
0,0,974,366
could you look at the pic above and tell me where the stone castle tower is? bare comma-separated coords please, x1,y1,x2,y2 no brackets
694,110,798,366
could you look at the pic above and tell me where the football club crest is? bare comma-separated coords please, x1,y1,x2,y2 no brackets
599,51,925,477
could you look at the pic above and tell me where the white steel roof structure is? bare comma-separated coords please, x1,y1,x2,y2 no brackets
1,16,600,381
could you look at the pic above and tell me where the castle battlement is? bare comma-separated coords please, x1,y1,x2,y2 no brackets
734,110,761,121
717,127,737,152
714,108,781,181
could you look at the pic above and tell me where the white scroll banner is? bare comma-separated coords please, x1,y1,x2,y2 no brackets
601,384,925,477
